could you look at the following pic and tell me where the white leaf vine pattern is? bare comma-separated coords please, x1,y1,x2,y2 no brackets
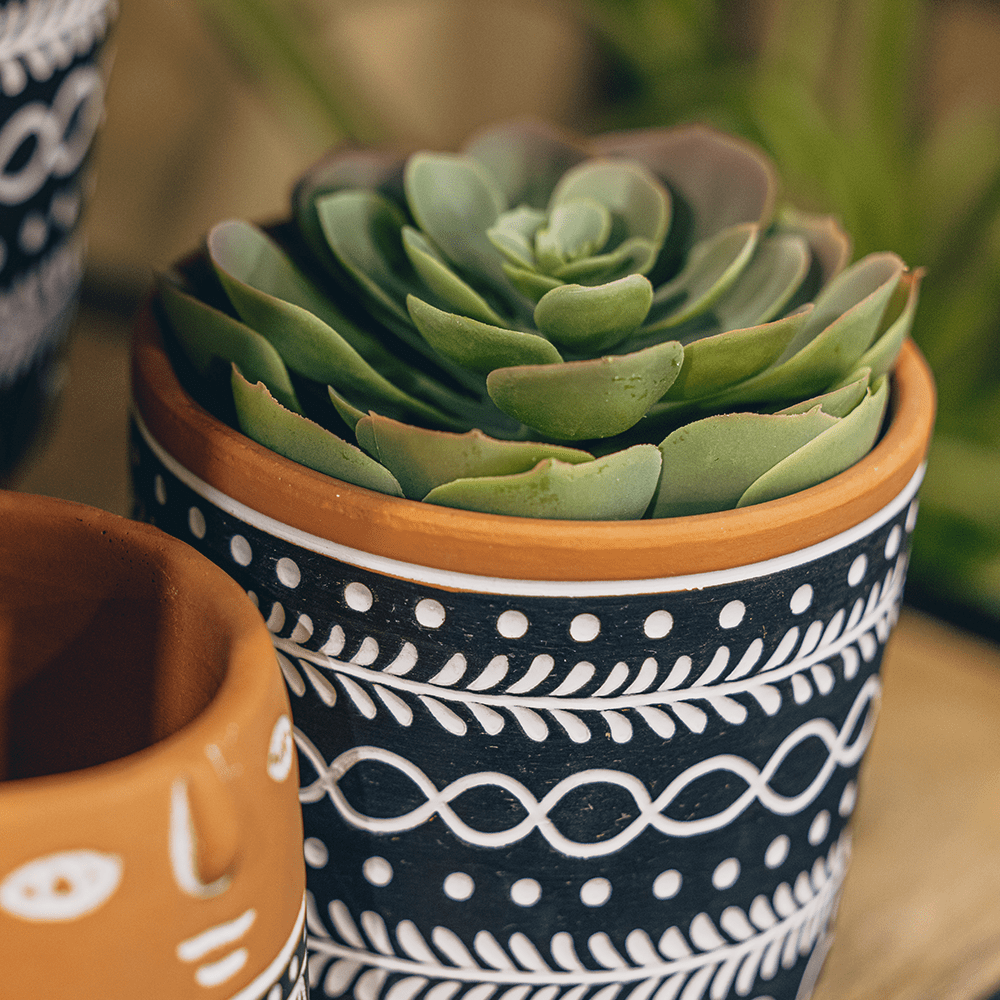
305,838,848,1000
274,556,904,744
0,240,83,383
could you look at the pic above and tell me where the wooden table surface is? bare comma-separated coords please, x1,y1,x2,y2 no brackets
813,609,1000,1000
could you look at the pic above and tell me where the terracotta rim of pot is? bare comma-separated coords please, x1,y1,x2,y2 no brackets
0,491,281,800
132,304,936,581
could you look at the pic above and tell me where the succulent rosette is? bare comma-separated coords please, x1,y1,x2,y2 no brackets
158,120,922,520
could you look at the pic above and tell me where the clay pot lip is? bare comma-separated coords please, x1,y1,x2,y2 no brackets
0,491,277,799
132,302,936,581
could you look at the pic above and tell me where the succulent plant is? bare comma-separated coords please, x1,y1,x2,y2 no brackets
158,120,922,520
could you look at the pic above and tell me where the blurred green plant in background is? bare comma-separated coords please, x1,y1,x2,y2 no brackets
581,0,1000,628
193,0,1000,630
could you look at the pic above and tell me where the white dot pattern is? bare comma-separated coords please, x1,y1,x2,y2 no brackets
580,877,611,907
653,870,682,900
276,557,301,589
644,610,673,639
789,584,813,615
510,878,541,906
808,810,831,846
230,535,252,566
570,614,601,642
363,857,393,887
188,506,206,539
416,598,446,628
497,610,529,638
345,582,373,612
884,524,902,559
764,835,790,869
719,600,745,629
19,212,47,253
839,781,858,817
848,554,867,586
443,872,475,901
50,189,80,228
303,838,328,869
712,858,740,890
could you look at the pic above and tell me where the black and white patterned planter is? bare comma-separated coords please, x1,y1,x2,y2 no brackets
0,0,115,473
131,402,924,1000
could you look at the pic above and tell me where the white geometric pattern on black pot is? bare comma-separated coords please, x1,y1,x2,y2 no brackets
0,0,116,471
132,414,923,1000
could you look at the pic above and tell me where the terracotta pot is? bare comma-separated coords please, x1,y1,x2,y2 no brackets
0,0,117,477
131,302,935,1000
0,493,307,999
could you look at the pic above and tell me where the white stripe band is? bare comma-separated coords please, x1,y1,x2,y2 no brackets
136,412,924,598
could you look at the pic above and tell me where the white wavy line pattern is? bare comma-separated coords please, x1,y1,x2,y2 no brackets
0,0,114,97
304,837,849,1000
295,678,877,855
275,554,903,743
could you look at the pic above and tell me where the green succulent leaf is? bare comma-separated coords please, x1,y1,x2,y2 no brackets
487,339,683,440
552,236,662,284
208,221,463,428
487,205,547,269
549,158,671,254
465,119,584,209
209,219,374,352
403,152,508,288
596,125,778,242
407,295,562,374
738,376,890,508
327,385,367,433
231,368,403,496
848,267,923,381
645,223,760,331
357,412,593,500
533,274,654,353
401,226,510,327
157,273,303,414
713,233,811,330
315,189,416,323
423,444,662,520
777,368,871,418
651,406,839,517
501,262,564,301
709,252,905,405
534,197,612,272
782,252,905,359
661,309,808,402
775,206,853,287
293,148,407,273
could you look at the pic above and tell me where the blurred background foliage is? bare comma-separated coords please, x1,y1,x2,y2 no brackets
90,0,1000,633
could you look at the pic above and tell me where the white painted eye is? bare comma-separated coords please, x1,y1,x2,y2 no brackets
0,850,122,922
267,714,294,783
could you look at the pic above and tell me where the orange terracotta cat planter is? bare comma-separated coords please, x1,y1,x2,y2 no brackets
0,493,307,999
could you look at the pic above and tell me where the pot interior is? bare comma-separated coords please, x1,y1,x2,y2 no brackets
0,499,228,781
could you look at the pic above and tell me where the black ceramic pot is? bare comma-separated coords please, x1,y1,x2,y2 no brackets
131,304,936,1000
0,0,116,476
